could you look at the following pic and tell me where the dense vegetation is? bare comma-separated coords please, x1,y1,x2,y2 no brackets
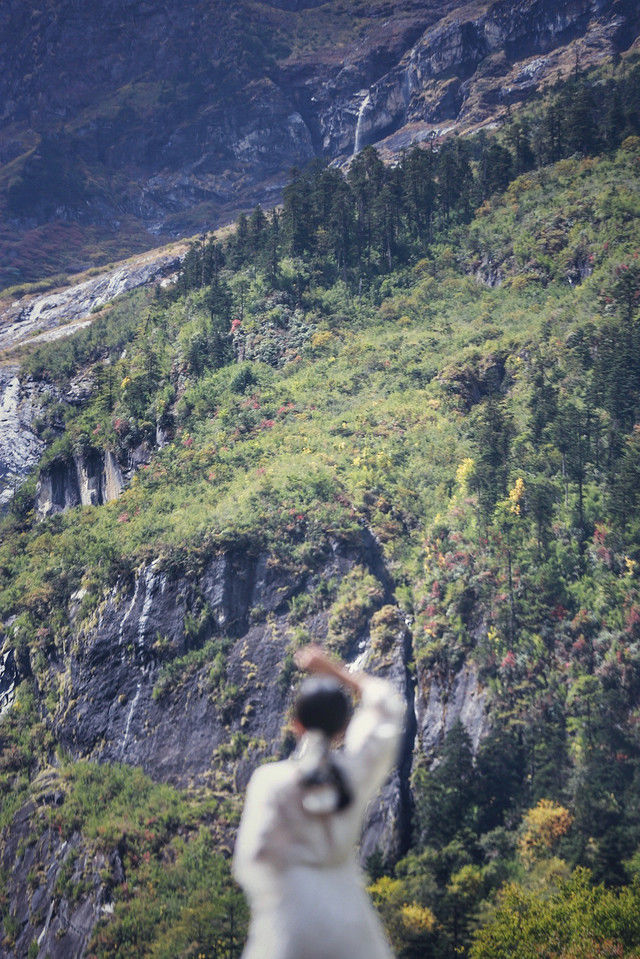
182,58,640,287
2,56,640,956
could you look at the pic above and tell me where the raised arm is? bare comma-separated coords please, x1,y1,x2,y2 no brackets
294,644,405,803
294,644,364,695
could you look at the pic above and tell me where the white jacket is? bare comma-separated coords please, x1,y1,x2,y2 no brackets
233,676,405,959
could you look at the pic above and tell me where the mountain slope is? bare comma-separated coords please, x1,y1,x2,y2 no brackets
1,0,639,289
1,58,640,956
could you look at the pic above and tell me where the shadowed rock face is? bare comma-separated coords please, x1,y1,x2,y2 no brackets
53,535,416,857
35,450,124,516
0,785,121,959
439,351,509,412
46,527,487,850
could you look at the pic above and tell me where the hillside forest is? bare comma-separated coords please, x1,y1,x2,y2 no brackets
2,55,640,958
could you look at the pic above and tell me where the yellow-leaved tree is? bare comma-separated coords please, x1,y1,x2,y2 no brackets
368,876,437,952
518,798,573,866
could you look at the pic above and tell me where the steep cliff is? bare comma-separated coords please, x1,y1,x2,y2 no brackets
322,0,640,155
35,450,124,516
1,778,120,959
0,367,49,508
0,523,490,955
52,534,420,850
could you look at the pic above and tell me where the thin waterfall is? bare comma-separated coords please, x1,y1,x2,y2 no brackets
120,681,142,757
353,92,371,155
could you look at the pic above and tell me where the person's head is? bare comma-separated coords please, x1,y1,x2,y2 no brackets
293,676,352,740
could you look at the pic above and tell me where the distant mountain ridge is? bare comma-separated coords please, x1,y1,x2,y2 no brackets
1,0,638,288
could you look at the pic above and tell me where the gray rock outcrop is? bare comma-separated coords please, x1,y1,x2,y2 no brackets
0,366,49,507
415,663,490,765
0,648,19,717
35,450,124,516
0,252,182,353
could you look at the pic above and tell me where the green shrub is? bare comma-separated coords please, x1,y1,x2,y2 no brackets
327,566,384,654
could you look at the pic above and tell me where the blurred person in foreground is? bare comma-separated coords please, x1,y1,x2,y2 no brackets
233,643,405,959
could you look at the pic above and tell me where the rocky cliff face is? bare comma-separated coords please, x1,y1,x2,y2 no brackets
1,775,120,959
0,366,50,507
415,663,489,765
53,534,414,852
0,526,489,955
0,648,20,717
35,450,124,516
1,0,637,287
0,247,184,510
322,0,640,156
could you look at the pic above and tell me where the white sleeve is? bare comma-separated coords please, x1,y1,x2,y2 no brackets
343,676,405,804
232,767,286,887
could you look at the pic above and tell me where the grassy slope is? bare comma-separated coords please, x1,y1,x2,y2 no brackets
3,146,638,617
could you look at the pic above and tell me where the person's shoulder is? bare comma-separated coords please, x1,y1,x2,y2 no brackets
360,675,405,721
247,758,297,794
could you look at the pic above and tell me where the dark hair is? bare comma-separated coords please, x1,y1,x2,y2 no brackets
295,677,353,812
294,677,352,738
